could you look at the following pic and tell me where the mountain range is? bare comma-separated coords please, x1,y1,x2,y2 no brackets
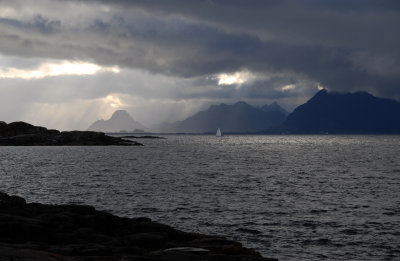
87,90,400,134
260,102,288,116
154,101,287,133
275,89,400,134
87,110,146,133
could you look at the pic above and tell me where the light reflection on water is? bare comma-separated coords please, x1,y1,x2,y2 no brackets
0,135,399,260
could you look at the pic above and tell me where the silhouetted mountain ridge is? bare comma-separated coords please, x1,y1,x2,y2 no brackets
88,110,146,132
276,89,400,134
261,102,288,116
156,101,287,133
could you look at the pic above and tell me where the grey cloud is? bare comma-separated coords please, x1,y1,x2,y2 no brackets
0,0,399,120
87,0,400,98
100,0,400,51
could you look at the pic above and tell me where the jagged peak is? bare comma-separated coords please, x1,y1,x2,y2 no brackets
261,101,288,115
210,101,249,109
87,110,146,131
313,88,328,97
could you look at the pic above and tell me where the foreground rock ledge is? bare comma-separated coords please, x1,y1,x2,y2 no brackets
0,121,142,146
0,192,277,261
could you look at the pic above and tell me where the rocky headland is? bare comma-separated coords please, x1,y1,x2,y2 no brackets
0,121,142,146
0,192,277,261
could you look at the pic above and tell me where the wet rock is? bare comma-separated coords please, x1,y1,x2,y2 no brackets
0,192,277,260
0,192,26,206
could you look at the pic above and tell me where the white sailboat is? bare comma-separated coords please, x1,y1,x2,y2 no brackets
216,128,222,137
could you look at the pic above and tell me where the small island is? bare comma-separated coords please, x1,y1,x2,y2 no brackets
0,121,142,146
0,192,277,261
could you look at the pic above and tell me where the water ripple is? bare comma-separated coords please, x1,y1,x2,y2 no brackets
0,135,399,261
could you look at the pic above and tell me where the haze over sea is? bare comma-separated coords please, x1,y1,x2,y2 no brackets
1,135,399,261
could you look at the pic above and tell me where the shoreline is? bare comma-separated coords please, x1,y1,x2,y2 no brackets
0,121,142,146
0,192,277,261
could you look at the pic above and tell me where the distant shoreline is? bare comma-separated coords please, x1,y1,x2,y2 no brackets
0,121,142,146
110,132,400,136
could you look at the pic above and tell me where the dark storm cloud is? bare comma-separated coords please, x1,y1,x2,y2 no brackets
100,0,400,96
97,0,400,51
1,0,399,99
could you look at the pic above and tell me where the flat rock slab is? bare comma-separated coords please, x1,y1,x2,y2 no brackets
0,192,277,261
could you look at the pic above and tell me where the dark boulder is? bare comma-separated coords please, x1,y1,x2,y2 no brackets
0,191,26,206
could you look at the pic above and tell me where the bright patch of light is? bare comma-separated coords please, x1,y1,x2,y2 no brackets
282,84,296,91
0,61,120,79
103,95,125,108
0,7,18,19
216,71,254,86
317,83,325,90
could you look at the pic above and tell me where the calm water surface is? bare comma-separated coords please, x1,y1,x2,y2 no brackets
0,135,399,260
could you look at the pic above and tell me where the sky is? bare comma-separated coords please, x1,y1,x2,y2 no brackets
0,0,399,130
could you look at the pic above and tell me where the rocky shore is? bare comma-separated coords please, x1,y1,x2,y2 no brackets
0,192,277,261
0,121,142,146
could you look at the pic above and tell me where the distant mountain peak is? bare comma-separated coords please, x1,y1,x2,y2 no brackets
112,110,130,115
277,90,400,134
261,101,288,116
233,101,249,106
154,101,287,133
316,88,328,95
109,110,134,120
87,110,146,132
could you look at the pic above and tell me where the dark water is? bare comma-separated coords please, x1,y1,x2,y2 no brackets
0,135,399,260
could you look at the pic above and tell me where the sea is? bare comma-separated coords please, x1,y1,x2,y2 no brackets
0,135,399,260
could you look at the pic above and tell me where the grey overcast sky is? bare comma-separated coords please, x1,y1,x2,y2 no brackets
0,0,399,130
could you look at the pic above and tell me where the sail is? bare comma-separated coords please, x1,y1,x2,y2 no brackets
216,128,222,137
